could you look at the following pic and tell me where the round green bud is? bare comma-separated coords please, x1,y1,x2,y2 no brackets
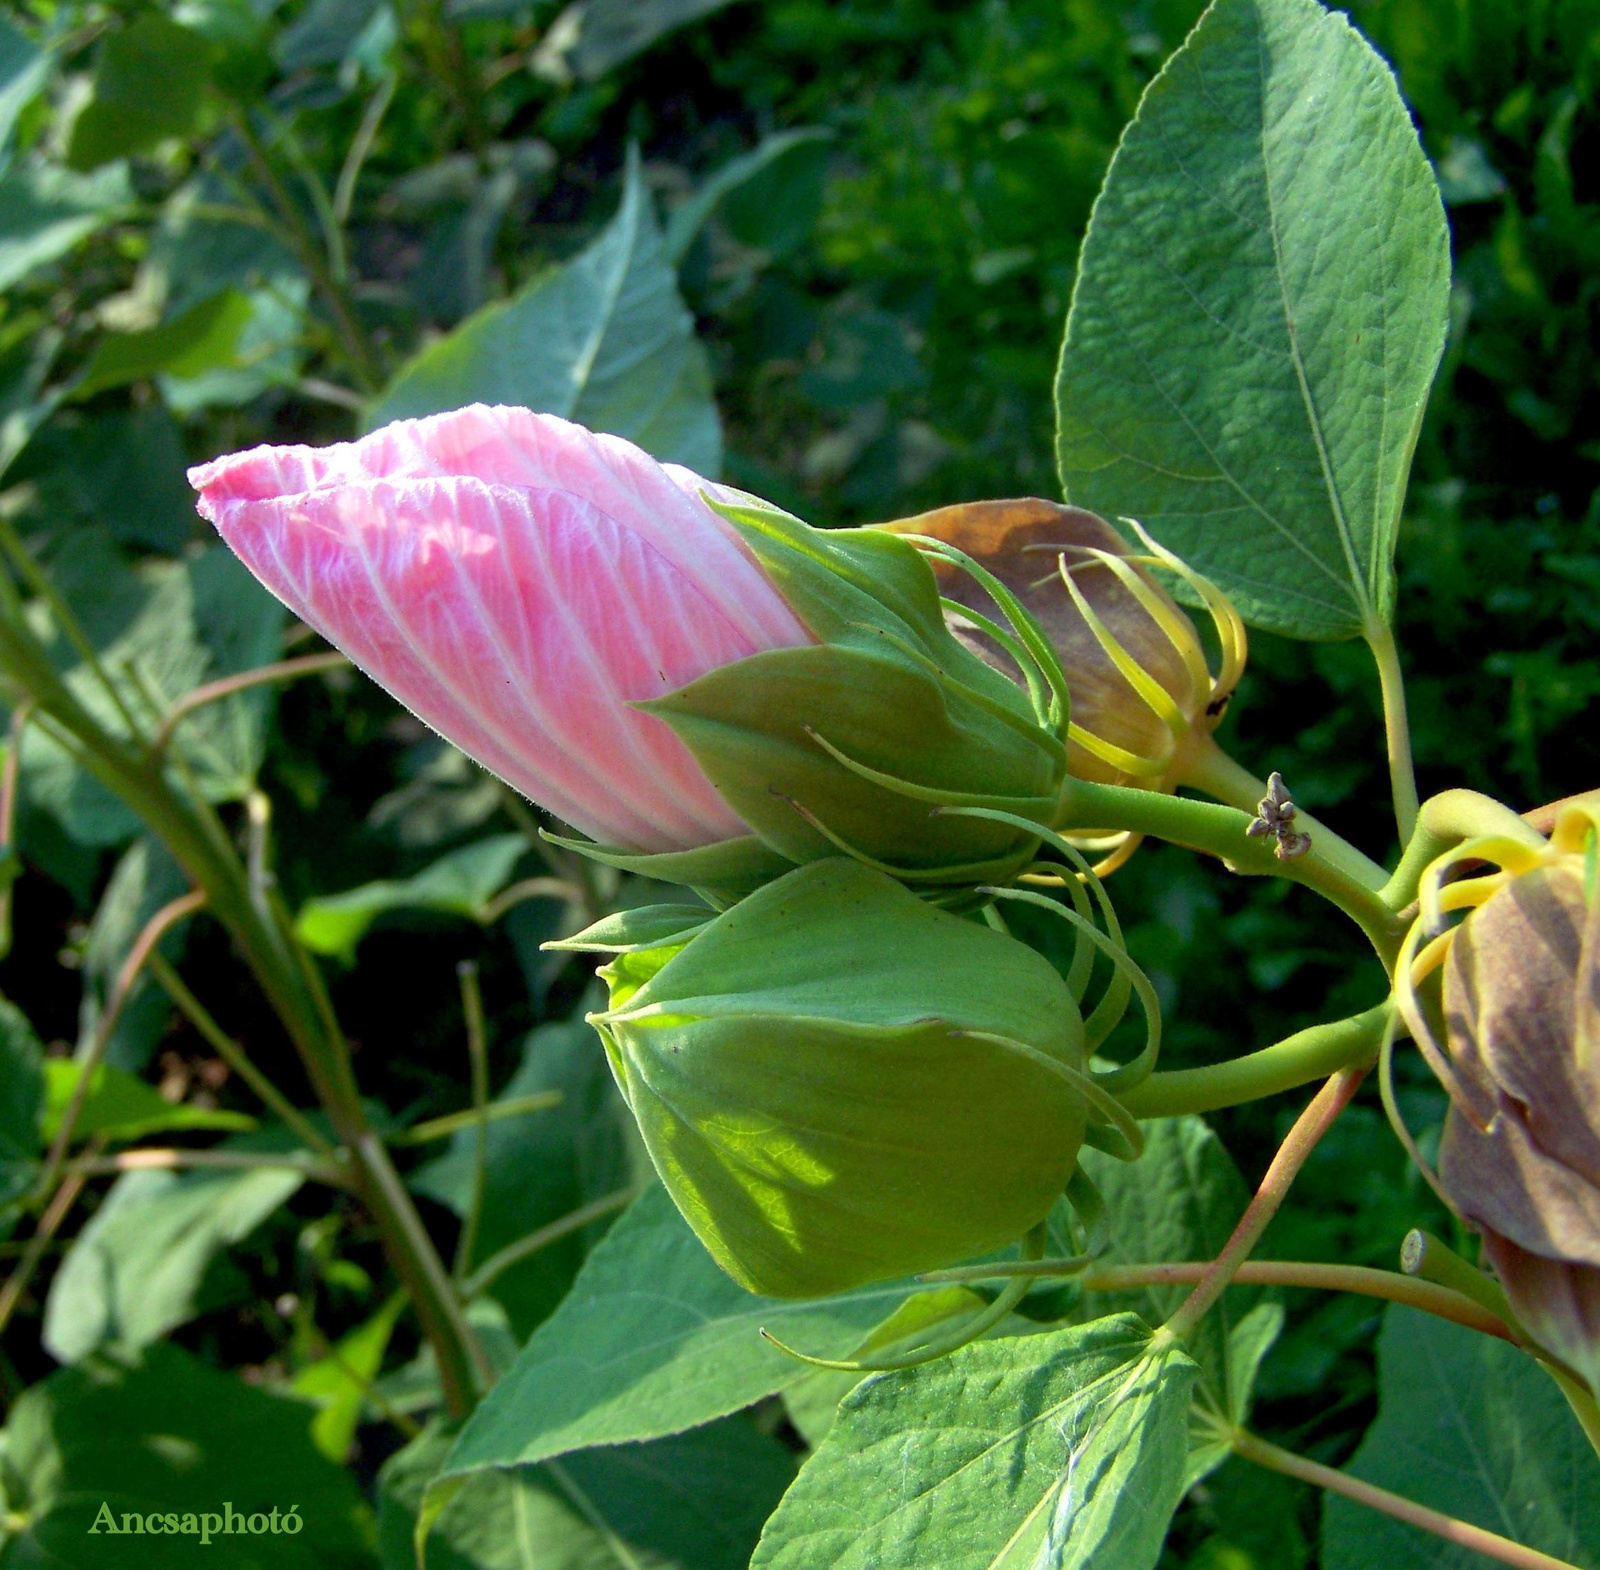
588,859,1089,1298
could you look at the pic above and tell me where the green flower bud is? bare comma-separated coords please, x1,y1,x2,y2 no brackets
1398,800,1600,1394
578,858,1091,1298
638,498,1071,890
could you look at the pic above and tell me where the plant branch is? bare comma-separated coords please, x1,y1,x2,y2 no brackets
1381,788,1547,913
391,1091,562,1147
62,1146,344,1183
452,962,490,1285
1163,1069,1365,1341
0,697,33,963
463,1185,646,1300
1367,619,1419,847
1118,1003,1389,1118
151,651,349,758
0,1136,105,1338
1057,776,1404,966
1233,1427,1582,1570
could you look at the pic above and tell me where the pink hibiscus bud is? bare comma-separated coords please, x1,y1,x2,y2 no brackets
189,404,812,856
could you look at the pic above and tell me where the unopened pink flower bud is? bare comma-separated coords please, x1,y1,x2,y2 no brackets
189,405,812,853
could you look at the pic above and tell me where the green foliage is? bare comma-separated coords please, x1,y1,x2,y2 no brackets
41,1058,254,1144
0,162,129,295
1056,0,1451,641
1322,1306,1600,1567
0,999,43,1220
371,152,721,473
0,1343,375,1568
65,14,211,172
751,1314,1197,1570
42,1163,301,1363
382,1414,794,1570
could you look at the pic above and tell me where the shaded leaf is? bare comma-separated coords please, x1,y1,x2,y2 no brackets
1321,1306,1600,1569
411,1014,639,1337
295,834,532,961
42,1059,255,1144
65,15,211,171
0,13,50,159
0,161,130,294
42,1163,298,1363
0,999,44,1223
295,1293,408,1465
750,1314,1197,1570
370,152,720,474
0,1343,375,1568
441,1185,921,1474
1055,0,1450,640
663,128,833,264
73,290,255,400
380,1415,795,1570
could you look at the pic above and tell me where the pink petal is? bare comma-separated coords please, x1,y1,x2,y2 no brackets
199,471,771,850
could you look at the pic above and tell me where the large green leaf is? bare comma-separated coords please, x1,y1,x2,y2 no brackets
0,1343,375,1568
369,153,720,474
295,834,533,961
42,1163,300,1364
1054,0,1451,640
73,290,255,400
0,161,130,294
411,1014,638,1337
65,14,211,171
1067,1117,1280,1484
41,1059,254,1145
1321,1306,1600,1569
380,1415,795,1570
751,1314,1197,1570
441,1185,920,1475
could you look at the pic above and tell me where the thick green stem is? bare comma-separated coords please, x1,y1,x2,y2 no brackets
1057,776,1404,967
1118,1004,1389,1118
1180,736,1390,891
1380,788,1547,913
1163,1069,1364,1341
0,615,481,1417
1367,619,1419,848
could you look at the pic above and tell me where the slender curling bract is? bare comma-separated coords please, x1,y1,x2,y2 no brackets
583,858,1091,1297
189,404,812,854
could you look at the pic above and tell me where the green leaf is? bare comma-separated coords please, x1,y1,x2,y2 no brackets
159,279,312,413
663,128,833,265
0,13,51,161
0,313,61,479
65,15,211,171
76,836,192,1073
533,0,738,83
370,151,721,475
1065,1117,1279,1483
295,1293,408,1465
42,1059,255,1145
380,1415,795,1570
1054,0,1451,640
295,834,532,961
1321,1306,1600,1569
441,1185,922,1475
73,290,254,400
411,1014,639,1336
0,161,130,294
0,999,44,1222
750,1314,1198,1570
41,1163,298,1363
0,1342,375,1567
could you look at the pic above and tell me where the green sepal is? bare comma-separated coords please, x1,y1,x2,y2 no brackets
641,642,1057,881
544,904,714,953
540,830,795,907
592,859,1090,1298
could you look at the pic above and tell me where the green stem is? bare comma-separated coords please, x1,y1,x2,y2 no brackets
452,962,490,1285
1380,788,1546,913
0,614,481,1417
462,1184,646,1300
1163,1069,1364,1341
1180,736,1390,891
1057,776,1404,967
1367,619,1419,848
1118,1004,1389,1118
1233,1428,1581,1570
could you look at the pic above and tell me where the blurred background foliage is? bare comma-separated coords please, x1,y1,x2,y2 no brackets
0,0,1596,1564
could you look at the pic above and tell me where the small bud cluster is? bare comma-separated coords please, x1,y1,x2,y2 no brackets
1245,772,1312,860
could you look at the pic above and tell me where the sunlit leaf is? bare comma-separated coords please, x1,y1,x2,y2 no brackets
1055,0,1451,640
